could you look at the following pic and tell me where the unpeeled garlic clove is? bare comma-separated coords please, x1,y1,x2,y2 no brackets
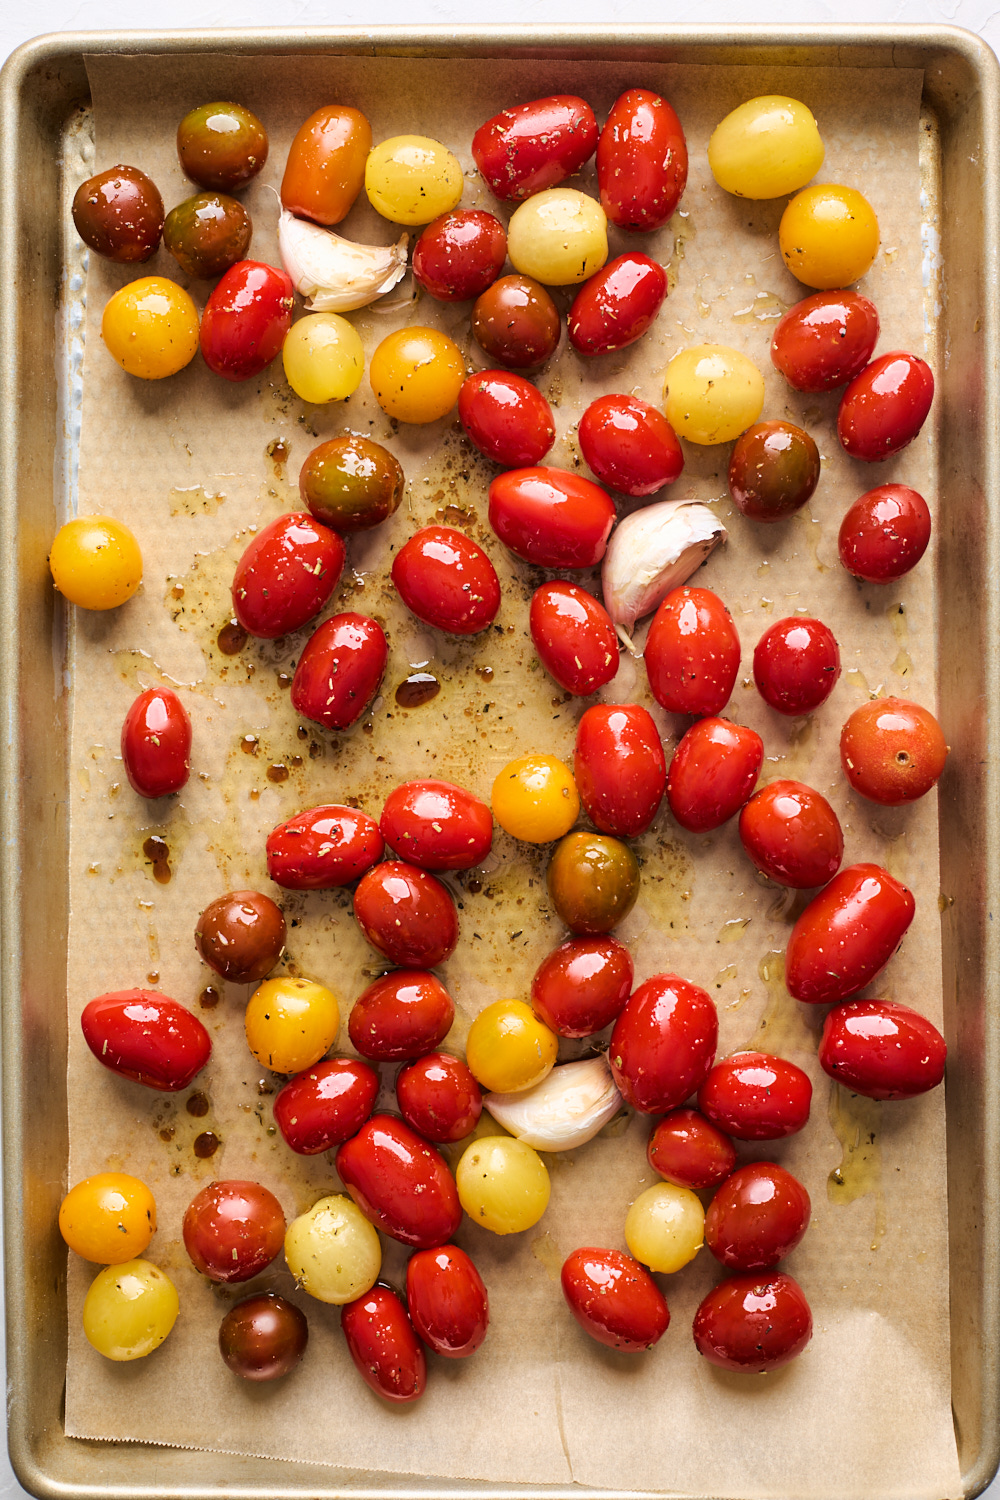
484,1055,624,1152
277,208,409,312
601,499,727,652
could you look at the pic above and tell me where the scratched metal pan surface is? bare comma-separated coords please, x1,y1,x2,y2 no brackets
0,24,998,1500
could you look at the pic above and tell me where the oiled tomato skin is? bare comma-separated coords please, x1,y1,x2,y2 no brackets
647,1108,736,1190
531,935,633,1038
348,970,455,1061
273,1057,379,1154
838,352,934,461
840,697,947,805
472,275,561,370
578,394,683,497
290,613,388,731
753,616,841,716
412,210,507,302
698,1052,812,1140
771,290,880,393
458,371,555,468
266,804,384,890
704,1162,811,1270
568,253,668,356
597,89,688,232
609,973,718,1114
121,687,191,799
380,779,493,871
561,1246,669,1351
693,1272,812,1373
645,587,741,717
232,512,345,639
489,467,615,568
666,717,763,833
341,1284,426,1403
406,1245,490,1357
473,95,598,203
574,704,666,837
353,861,459,968
81,990,211,1092
200,261,294,381
530,582,619,697
182,1181,285,1284
280,105,371,225
396,1052,483,1142
738,780,844,889
818,998,946,1100
785,862,915,1005
392,526,501,635
336,1114,462,1249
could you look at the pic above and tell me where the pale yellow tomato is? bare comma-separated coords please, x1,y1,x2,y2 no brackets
456,1135,550,1234
779,184,880,289
491,753,579,843
663,344,765,445
708,96,824,199
282,313,364,403
82,1258,179,1361
284,1195,381,1303
49,516,143,610
507,189,608,286
466,999,558,1093
101,275,199,379
245,976,340,1074
625,1182,704,1273
59,1173,156,1264
370,326,465,424
365,135,463,225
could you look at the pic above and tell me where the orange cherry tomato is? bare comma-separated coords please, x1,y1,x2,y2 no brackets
281,105,373,226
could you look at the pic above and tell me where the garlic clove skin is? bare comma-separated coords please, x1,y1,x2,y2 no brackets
601,498,727,653
484,1055,624,1152
278,208,408,312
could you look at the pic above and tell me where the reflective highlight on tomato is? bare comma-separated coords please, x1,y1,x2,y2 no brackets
530,582,619,697
348,970,455,1061
568,252,668,357
280,105,371,225
838,352,934,462
704,1162,811,1270
200,260,294,381
698,1051,812,1140
81,990,211,1092
647,1108,736,1190
380,779,493,871
336,1114,462,1250
693,1272,812,1372
771,290,880,393
578,394,683,497
396,1052,483,1143
574,704,666,837
232,512,345,639
472,95,598,204
353,861,459,968
266,804,384,890
341,1284,426,1402
290,613,388,731
489,466,616,568
840,697,947,805
666,717,762,833
121,687,191,799
472,274,561,370
610,973,718,1114
818,998,946,1100
458,370,555,468
645,586,741,717
784,862,915,1004
597,89,688,232
406,1245,490,1358
273,1057,379,1154
531,935,633,1038
838,484,931,582
412,210,507,301
753,616,841,716
561,1246,669,1352
182,1180,285,1283
738,780,844,889
219,1293,308,1381
392,525,501,635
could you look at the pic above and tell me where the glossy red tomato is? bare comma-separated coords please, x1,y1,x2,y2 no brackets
839,484,931,583
81,990,211,1092
818,998,946,1100
341,1284,426,1403
472,95,598,203
838,352,934,461
380,779,493,871
530,935,633,1038
406,1245,490,1358
120,687,191,799
597,88,688,232
561,1246,669,1352
770,290,880,393
840,697,947,805
578,394,683,497
412,210,507,301
693,1272,812,1373
472,275,561,370
273,1057,379,1154
396,1052,483,1142
698,1052,812,1141
353,861,459,968
647,1108,736,1190
644,586,741,718
290,613,388,731
458,371,555,467
183,1180,285,1283
529,582,619,697
336,1114,461,1249
348,970,455,1061
391,526,501,636
266,804,384,889
704,1162,811,1270
568,253,668,357
753,616,840,716
489,466,615,568
574,704,666,836
666,717,762,833
784,862,915,1005
232,512,345,639
609,973,718,1114
200,260,294,381
738,780,844,889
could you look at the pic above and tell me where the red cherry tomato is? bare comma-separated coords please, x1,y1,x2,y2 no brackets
472,95,598,203
597,88,688,232
341,1284,426,1403
578,394,683,497
391,526,501,636
568,253,668,357
81,990,211,1092
489,466,615,569
818,998,946,1100
561,1246,669,1352
120,687,191,799
380,779,492,872
837,351,934,461
574,704,666,836
698,1052,812,1141
647,1108,736,1190
200,260,294,381
348,970,455,1061
666,717,762,833
273,1057,379,1154
644,586,741,718
785,862,916,1005
336,1114,461,1249
182,1180,285,1283
609,973,718,1114
531,935,633,1038
290,613,388,731
266,804,384,890
693,1272,812,1373
738,780,844,889
840,697,947,805
412,210,507,302
770,290,880,393
458,371,555,468
353,861,459,968
753,616,841,716
232,512,345,640
704,1162,811,1270
406,1245,490,1358
529,582,619,698
396,1052,483,1142
838,484,931,583
472,275,561,370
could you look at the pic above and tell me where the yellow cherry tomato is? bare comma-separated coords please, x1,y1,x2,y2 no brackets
491,752,579,842
663,343,765,445
365,135,463,225
245,976,340,1074
282,313,365,403
708,96,824,200
49,516,143,610
82,1258,179,1361
456,1134,550,1234
284,1195,381,1304
466,998,558,1093
370,326,465,424
779,184,880,289
625,1182,704,1274
101,275,200,379
59,1173,156,1264
507,188,608,286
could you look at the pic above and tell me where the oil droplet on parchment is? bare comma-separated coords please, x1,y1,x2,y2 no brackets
531,1232,563,1282
742,951,814,1055
828,1083,887,1250
888,602,912,679
759,716,817,785
717,917,751,944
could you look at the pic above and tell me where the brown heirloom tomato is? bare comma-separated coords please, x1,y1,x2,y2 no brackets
81,990,211,1092
489,466,615,568
561,1247,669,1352
163,192,251,278
770,290,880,393
530,582,619,698
72,165,164,262
336,1114,462,1249
838,352,934,461
666,717,762,833
698,1052,812,1140
531,935,633,1038
458,371,555,468
784,862,915,1004
753,616,841,716
609,973,718,1114
406,1246,490,1358
341,1284,426,1403
183,1180,285,1283
391,526,501,635
121,687,191,799
266,804,384,890
412,210,507,301
195,890,286,983
348,970,455,1061
693,1272,812,1373
232,512,345,640
219,1293,308,1381
597,88,688,232
704,1162,811,1270
472,95,598,203
568,253,668,357
728,420,820,522
818,998,946,1100
647,1108,736,1190
472,275,560,370
290,614,388,731
738,780,844,889
353,861,459,968
273,1057,379,1154
839,483,931,583
280,105,372,225
396,1053,483,1143
177,103,268,192
645,586,741,717
299,435,404,533
574,704,666,837
380,779,493,871
200,261,294,382
547,832,640,935
578,394,683,497
840,696,947,805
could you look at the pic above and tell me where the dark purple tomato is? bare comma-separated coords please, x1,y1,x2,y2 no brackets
396,1052,483,1143
771,290,880,393
838,352,934,461
121,687,191,799
290,613,388,731
568,253,668,356
529,582,619,697
647,1108,736,1190
728,421,820,522
666,717,763,833
266,804,384,890
531,935,633,1038
273,1056,379,1153
698,1052,812,1141
336,1114,461,1249
644,586,741,717
693,1272,812,1372
578,394,683,496
341,1284,426,1403
838,484,931,582
162,192,251,278
488,466,615,568
195,889,286,983
547,832,640,935
380,779,493,871
353,861,459,968
561,1246,669,1352
200,260,294,381
219,1292,308,1380
412,210,507,301
72,165,164,262
392,525,501,635
232,511,345,639
609,973,718,1114
574,703,666,837
299,434,404,533
840,697,948,806
753,616,840,716
458,370,555,467
472,95,598,203
81,990,211,1092
471,275,560,370
818,998,946,1100
785,862,915,1005
704,1162,811,1270
597,89,688,232
738,780,844,889
406,1245,490,1358
348,970,455,1061
177,102,268,192
182,1180,285,1283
